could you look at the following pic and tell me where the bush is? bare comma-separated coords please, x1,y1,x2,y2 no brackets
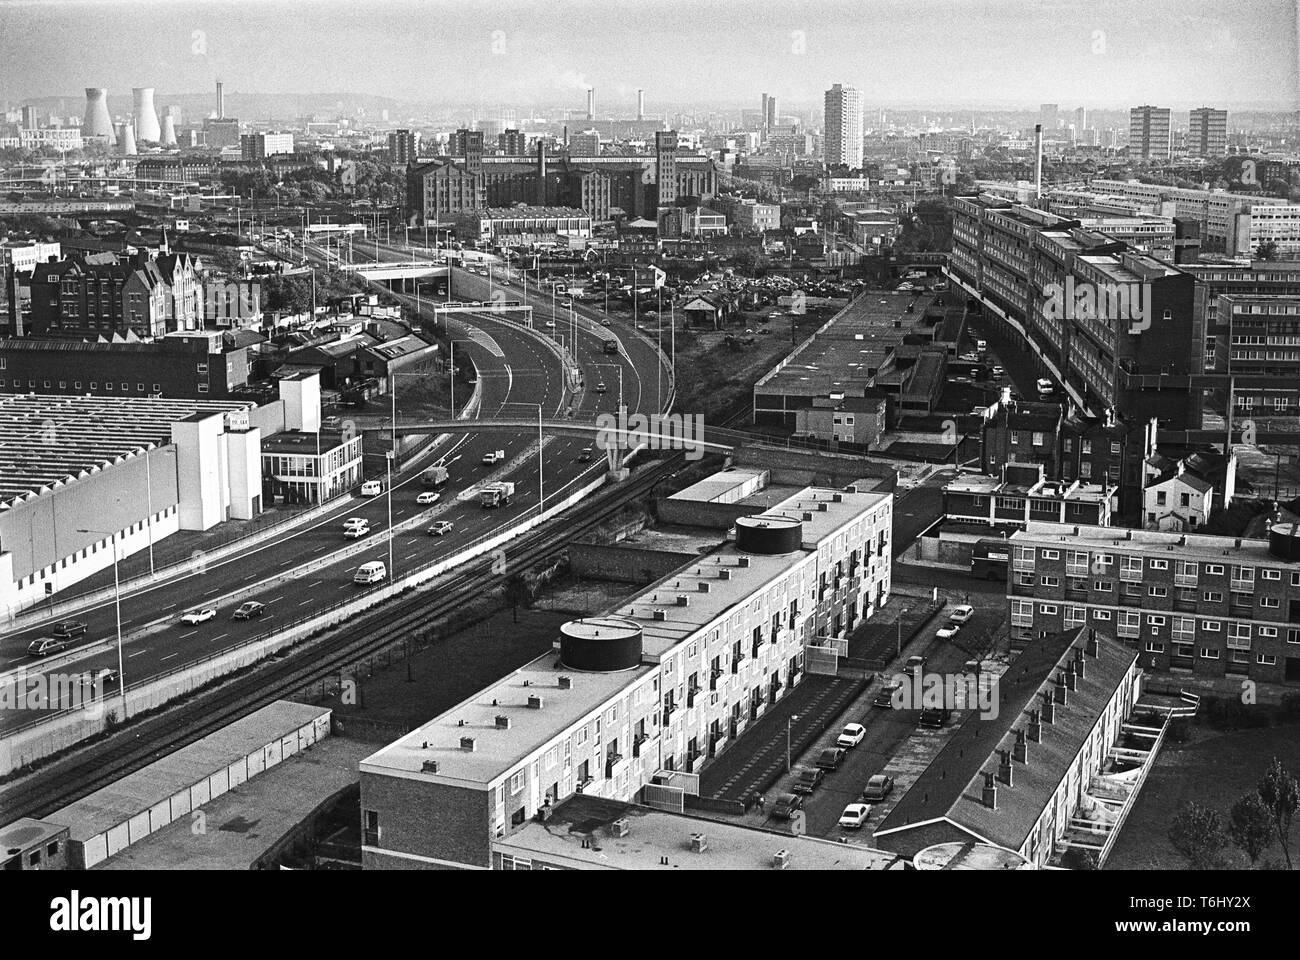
1166,717,1193,744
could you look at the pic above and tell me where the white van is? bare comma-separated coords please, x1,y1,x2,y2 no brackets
353,561,387,585
360,480,384,497
975,339,988,353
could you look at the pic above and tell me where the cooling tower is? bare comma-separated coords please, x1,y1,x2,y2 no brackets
132,88,160,142
83,88,115,142
120,122,137,156
160,113,177,146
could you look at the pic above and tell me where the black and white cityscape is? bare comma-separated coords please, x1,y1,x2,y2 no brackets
0,0,1298,913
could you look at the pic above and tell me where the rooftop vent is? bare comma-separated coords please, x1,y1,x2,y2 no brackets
675,595,689,607
772,849,792,869
558,676,573,690
459,736,476,752
689,833,708,854
527,695,544,709
653,610,668,621
737,557,751,568
698,582,712,593
609,817,630,838
422,759,439,773
495,715,511,729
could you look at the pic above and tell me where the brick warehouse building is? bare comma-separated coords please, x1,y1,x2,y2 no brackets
1007,521,1300,684
360,478,893,869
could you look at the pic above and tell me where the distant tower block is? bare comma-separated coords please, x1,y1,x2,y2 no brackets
120,122,137,156
216,79,224,119
83,87,115,143
132,88,160,142
160,113,177,146
637,89,645,121
586,88,594,121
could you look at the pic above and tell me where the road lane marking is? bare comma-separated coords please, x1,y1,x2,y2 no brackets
160,653,179,662
179,631,197,639
129,649,149,658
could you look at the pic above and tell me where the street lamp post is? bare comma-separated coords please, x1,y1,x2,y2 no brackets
786,713,800,774
78,527,126,708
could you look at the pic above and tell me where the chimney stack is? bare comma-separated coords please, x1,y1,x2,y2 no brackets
997,749,1014,787
1074,646,1087,680
1055,671,1070,704
586,87,595,121
1041,690,1055,724
982,771,998,809
1085,629,1099,658
1034,123,1043,199
1064,660,1078,691
1028,709,1042,742
216,79,225,119
1013,728,1028,764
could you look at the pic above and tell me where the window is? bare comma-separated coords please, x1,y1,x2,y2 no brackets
1145,642,1164,653
509,770,525,794
1011,600,1033,627
1261,596,1280,608
363,810,380,846
1150,559,1168,570
1203,591,1223,603
1173,617,1195,642
1200,648,1220,660
1040,576,1060,587
1262,569,1281,581
1202,619,1222,632
1094,580,1112,592
1258,654,1277,666
1041,550,1059,560
1148,586,1167,598
1259,627,1278,638
1149,615,1167,626
1039,604,1058,615
1205,564,1224,575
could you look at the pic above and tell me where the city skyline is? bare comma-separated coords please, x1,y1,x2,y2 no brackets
0,0,1295,112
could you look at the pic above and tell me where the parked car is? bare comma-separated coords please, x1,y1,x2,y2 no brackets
180,607,218,626
792,768,825,795
816,747,847,771
416,491,441,505
862,774,895,801
427,520,455,536
771,793,803,820
906,655,927,673
949,604,975,624
838,803,872,829
919,707,951,728
27,636,69,658
232,601,266,621
936,624,960,640
873,682,902,708
51,620,88,641
836,723,866,748
1036,378,1054,395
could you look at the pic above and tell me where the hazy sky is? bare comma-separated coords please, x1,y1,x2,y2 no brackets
1,0,1296,111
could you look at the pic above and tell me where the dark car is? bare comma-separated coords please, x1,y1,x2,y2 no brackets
816,747,846,771
27,637,69,658
862,774,896,801
52,620,88,640
771,793,803,820
791,768,825,795
232,601,267,621
919,707,951,729
873,682,902,708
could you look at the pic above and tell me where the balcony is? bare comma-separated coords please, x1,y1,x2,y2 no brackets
632,734,649,758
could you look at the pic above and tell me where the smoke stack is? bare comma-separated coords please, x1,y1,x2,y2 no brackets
132,88,160,142
160,113,177,147
637,88,645,121
119,122,137,156
216,80,225,119
83,88,115,143
586,87,594,121
1034,123,1043,199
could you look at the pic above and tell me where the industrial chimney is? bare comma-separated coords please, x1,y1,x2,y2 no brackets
1033,123,1043,200
132,88,160,142
637,89,645,121
586,87,594,121
83,88,115,143
216,79,225,119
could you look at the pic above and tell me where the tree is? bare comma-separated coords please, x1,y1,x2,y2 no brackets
503,573,532,623
1256,241,1280,262
1256,758,1298,869
1228,793,1273,864
1168,801,1227,869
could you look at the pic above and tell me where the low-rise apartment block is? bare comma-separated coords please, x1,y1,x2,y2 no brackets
360,478,893,869
1007,521,1300,683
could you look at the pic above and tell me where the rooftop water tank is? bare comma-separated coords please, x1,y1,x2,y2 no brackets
559,616,643,672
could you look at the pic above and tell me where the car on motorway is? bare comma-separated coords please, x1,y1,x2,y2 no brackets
342,517,368,533
791,768,825,795
936,624,961,640
427,520,455,537
416,491,441,505
862,774,895,802
180,607,218,626
949,604,975,624
816,747,847,771
353,561,387,585
838,803,872,829
601,318,613,327
360,479,385,496
52,620,88,641
836,723,866,748
323,416,342,429
343,521,370,539
919,707,951,729
578,447,594,462
482,449,505,466
991,365,1004,380
232,601,267,621
1036,378,1054,396
543,320,556,329
27,636,70,658
771,793,803,820
873,682,902,708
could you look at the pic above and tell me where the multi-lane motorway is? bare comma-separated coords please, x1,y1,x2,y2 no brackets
0,253,669,731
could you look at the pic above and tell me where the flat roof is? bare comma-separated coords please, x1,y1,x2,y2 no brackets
0,817,68,853
46,700,330,845
669,467,768,504
496,795,906,870
361,480,892,789
756,292,940,397
1011,521,1295,567
0,393,252,509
